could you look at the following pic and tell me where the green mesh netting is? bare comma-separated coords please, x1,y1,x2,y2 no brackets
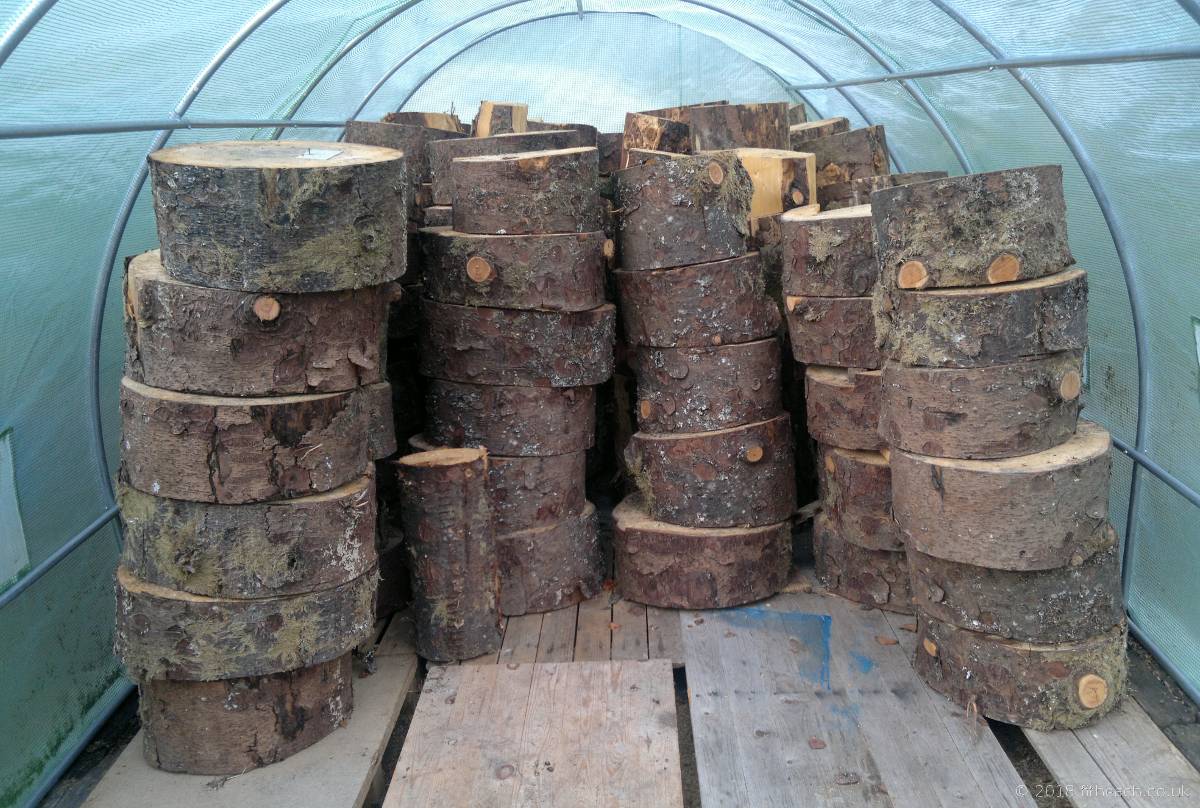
2,2,1198,805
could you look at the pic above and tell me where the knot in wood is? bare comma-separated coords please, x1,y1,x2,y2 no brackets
252,295,281,322
986,252,1022,284
705,161,725,185
897,260,929,289
1076,673,1108,709
744,445,764,463
922,637,938,657
465,256,495,283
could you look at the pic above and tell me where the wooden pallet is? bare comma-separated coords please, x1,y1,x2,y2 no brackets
424,595,684,667
383,660,684,807
81,618,417,808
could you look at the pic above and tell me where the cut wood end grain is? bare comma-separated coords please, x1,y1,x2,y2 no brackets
897,260,929,289
150,139,403,169
398,447,487,468
987,252,1022,283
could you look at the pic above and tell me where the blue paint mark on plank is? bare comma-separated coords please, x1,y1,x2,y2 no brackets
711,606,832,690
850,652,875,674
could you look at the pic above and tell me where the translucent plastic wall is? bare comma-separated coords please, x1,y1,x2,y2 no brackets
2,1,1198,804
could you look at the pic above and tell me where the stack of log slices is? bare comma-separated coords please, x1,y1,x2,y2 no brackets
115,140,407,774
872,165,1127,730
411,138,614,626
345,113,467,618
612,105,805,610
781,201,913,613
790,120,890,210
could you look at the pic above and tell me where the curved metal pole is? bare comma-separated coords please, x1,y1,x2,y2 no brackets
269,0,427,139
1176,0,1200,25
926,0,1152,594
86,0,293,514
0,0,60,69
784,0,971,172
391,10,828,124
342,0,906,170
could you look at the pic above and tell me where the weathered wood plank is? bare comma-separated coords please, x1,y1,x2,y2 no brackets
536,605,578,662
82,620,417,808
384,661,684,807
574,594,613,661
647,606,684,667
497,613,543,664
683,588,1036,807
611,599,649,661
1025,697,1200,807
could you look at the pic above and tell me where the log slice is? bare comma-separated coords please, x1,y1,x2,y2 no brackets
149,140,408,292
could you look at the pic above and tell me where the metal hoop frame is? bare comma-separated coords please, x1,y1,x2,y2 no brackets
3,1,1200,802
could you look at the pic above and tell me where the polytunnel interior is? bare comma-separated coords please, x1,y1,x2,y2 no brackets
1,0,1199,804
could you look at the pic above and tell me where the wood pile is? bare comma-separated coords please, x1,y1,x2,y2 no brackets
872,165,1127,730
611,102,806,609
780,199,913,613
409,114,613,620
115,140,406,773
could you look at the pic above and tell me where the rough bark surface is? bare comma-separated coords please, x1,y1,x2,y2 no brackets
848,171,947,207
615,253,780,348
873,165,1074,291
419,299,615,386
818,445,901,552
118,473,376,598
632,338,783,433
790,125,888,206
344,119,466,213
115,565,376,680
450,147,602,235
788,104,807,125
621,113,692,168
785,295,880,369
913,615,1127,730
125,251,390,396
497,501,603,616
139,653,353,774
908,538,1123,643
385,111,465,133
813,512,912,614
425,379,596,455
789,118,850,147
119,378,370,503
597,132,623,175
625,414,796,528
891,421,1112,571
472,101,528,138
664,102,791,150
526,120,600,144
879,352,1084,459
804,366,884,452
780,205,877,297
396,447,502,662
418,227,607,311
363,380,397,460
428,130,590,204
421,205,453,228
614,149,753,271
489,452,587,535
878,267,1088,368
613,495,790,609
149,140,408,293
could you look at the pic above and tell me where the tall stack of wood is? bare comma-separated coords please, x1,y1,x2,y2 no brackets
414,140,614,618
791,122,889,209
611,103,801,609
345,113,467,617
781,203,912,613
115,140,406,773
872,165,1127,729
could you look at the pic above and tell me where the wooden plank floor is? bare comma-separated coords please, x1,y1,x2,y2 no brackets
384,660,684,808
1024,697,1200,807
82,617,418,808
451,593,684,667
682,578,1035,808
